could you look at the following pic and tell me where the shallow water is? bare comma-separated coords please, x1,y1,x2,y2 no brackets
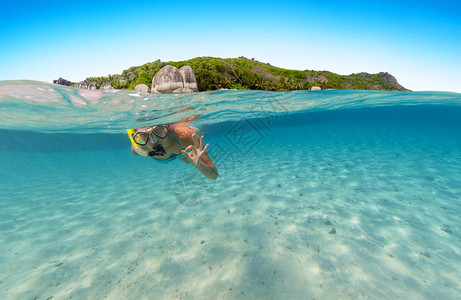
0,81,460,299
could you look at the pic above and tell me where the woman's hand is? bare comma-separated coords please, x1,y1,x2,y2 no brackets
181,133,209,168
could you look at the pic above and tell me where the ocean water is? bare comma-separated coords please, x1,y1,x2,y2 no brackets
0,80,460,299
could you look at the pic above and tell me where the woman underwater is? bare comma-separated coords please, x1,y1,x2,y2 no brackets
127,120,218,180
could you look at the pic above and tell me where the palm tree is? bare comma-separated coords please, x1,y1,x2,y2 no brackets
232,68,243,84
254,75,267,90
139,64,150,73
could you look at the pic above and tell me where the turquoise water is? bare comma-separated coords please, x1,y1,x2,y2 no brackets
1,80,460,299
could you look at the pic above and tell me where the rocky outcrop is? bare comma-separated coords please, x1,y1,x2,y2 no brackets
302,74,328,84
151,65,184,93
377,72,407,91
238,56,272,66
179,66,199,92
355,72,408,91
318,75,328,84
89,81,99,90
135,84,151,93
71,65,198,92
357,72,371,77
75,80,89,89
302,75,315,84
250,66,280,82
119,76,127,85
74,80,100,90
53,77,73,86
151,65,199,93
100,82,114,90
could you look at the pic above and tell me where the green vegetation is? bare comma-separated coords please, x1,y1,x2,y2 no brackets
79,57,407,91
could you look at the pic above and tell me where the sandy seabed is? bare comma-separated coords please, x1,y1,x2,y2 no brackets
1,120,460,300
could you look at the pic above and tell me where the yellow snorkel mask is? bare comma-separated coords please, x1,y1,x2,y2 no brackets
127,128,149,156
127,125,171,157
127,126,169,146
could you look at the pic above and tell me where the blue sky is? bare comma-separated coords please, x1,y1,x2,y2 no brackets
1,0,460,92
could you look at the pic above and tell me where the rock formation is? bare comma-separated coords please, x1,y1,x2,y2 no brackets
89,81,99,90
119,76,127,85
377,72,407,91
179,66,199,92
317,75,328,84
355,72,408,91
151,65,199,93
135,84,151,93
53,77,73,86
71,65,198,93
302,74,328,85
238,56,272,66
302,75,315,84
100,82,114,90
75,80,89,89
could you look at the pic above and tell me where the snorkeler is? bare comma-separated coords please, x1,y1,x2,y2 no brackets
127,121,218,180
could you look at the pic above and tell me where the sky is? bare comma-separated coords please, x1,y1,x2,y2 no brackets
1,0,460,92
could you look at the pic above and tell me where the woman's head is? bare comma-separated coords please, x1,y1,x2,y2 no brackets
130,125,169,146
127,125,172,158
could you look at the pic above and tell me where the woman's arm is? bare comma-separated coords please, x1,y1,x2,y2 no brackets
178,132,219,180
172,123,218,180
180,150,218,180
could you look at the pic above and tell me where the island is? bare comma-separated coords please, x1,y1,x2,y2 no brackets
54,56,409,92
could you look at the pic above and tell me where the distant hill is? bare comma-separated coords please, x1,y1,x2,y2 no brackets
66,56,409,92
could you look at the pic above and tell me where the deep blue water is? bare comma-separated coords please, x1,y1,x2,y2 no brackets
0,81,460,299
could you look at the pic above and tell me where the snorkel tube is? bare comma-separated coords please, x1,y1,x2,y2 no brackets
126,128,150,156
126,128,137,146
